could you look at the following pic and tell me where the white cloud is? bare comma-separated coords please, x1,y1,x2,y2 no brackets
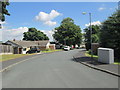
41,30,54,41
0,21,6,25
0,20,6,29
98,7,106,11
44,21,57,26
0,27,28,42
35,10,61,26
85,21,101,27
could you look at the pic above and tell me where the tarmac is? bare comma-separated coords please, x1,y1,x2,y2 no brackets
73,49,120,77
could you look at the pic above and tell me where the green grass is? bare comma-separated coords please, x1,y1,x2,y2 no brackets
0,49,62,62
85,51,120,65
85,51,98,60
41,49,62,53
0,54,31,62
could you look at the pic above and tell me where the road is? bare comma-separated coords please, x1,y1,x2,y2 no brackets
2,49,118,88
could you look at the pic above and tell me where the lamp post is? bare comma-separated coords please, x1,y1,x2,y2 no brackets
82,12,93,58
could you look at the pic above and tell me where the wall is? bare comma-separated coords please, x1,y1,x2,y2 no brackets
92,43,99,55
49,44,56,50
40,46,47,51
0,45,13,54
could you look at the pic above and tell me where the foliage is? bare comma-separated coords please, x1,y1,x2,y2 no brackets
84,25,100,50
53,17,82,46
100,10,120,59
0,0,10,21
23,28,49,41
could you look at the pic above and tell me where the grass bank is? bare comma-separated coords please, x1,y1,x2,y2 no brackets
0,54,32,62
0,49,62,62
85,51,120,65
41,49,62,53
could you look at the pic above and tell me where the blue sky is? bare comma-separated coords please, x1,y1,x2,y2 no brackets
5,2,118,30
1,2,118,41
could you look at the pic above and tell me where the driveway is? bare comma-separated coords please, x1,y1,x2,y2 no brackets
2,49,118,88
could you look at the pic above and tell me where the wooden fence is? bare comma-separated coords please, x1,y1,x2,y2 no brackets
0,45,13,54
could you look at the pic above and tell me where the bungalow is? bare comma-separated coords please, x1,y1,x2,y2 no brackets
6,40,55,54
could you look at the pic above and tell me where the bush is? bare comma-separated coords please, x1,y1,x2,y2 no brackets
85,43,91,51
88,50,91,54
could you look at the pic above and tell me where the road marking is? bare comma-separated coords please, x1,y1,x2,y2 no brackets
0,54,42,73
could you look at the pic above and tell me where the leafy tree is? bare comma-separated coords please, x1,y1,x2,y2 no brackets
100,10,120,59
84,25,100,50
23,28,49,41
53,17,82,47
0,0,10,22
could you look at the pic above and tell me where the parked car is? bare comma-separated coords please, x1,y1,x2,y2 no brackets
63,46,70,51
26,48,40,54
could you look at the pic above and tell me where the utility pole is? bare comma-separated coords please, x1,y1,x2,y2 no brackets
89,13,93,58
82,12,93,58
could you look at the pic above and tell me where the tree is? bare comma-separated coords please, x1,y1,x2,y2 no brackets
100,10,120,59
53,17,82,47
0,0,10,22
23,28,49,41
84,25,100,50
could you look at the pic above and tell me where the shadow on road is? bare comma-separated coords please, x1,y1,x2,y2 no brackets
72,56,107,66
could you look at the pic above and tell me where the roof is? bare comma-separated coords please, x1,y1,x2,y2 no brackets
6,40,49,47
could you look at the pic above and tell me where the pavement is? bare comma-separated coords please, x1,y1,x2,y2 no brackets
2,49,118,88
73,49,120,77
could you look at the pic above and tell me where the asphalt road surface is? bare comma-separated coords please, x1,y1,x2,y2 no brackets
2,49,118,88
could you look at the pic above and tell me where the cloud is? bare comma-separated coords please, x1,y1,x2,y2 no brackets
35,10,61,26
41,30,54,41
44,21,57,26
98,7,106,11
0,20,6,29
0,27,28,41
85,21,101,27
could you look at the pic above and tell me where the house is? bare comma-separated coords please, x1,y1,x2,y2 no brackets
6,40,55,54
0,42,13,54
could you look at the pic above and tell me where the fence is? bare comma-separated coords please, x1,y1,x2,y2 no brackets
0,45,13,54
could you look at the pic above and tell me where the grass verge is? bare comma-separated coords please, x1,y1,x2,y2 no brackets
0,54,33,62
41,49,62,53
85,51,120,65
85,51,98,60
0,49,62,62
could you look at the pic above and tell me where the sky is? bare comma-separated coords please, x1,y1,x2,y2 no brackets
0,2,119,42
